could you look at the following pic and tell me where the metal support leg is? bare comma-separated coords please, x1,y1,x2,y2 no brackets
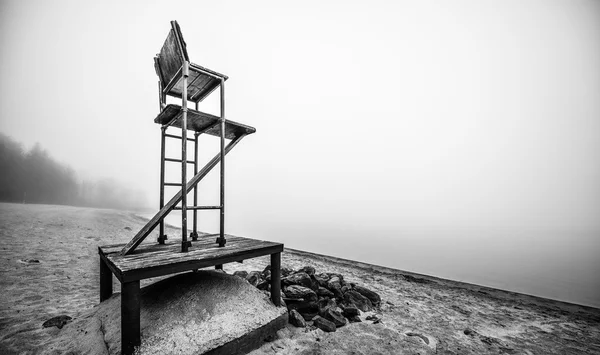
217,78,226,247
181,61,191,253
121,280,140,355
100,257,112,302
158,127,167,244
270,252,281,306
191,130,199,242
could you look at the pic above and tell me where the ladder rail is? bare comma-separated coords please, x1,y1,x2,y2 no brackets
119,134,246,255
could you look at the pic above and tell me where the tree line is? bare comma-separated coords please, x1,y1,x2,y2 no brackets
0,132,147,210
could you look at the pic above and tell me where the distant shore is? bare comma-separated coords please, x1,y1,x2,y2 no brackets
1,202,599,354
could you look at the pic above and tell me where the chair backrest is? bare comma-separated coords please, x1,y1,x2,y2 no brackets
154,21,189,89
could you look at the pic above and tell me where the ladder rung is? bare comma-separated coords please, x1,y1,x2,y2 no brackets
165,133,195,142
173,205,222,211
164,182,182,186
165,158,195,164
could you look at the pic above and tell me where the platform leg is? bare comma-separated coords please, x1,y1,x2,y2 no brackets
121,280,140,355
270,252,281,306
100,257,113,302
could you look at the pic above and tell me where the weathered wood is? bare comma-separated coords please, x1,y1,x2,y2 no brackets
204,312,288,355
154,104,256,139
157,24,186,93
270,253,281,306
101,235,283,283
155,21,227,103
121,280,140,355
98,249,124,282
119,135,245,255
99,257,113,302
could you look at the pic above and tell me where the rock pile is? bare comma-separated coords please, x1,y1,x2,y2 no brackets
233,265,382,333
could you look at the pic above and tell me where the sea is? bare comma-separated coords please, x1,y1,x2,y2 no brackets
138,212,600,309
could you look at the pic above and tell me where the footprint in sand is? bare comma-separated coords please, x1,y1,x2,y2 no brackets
405,332,436,349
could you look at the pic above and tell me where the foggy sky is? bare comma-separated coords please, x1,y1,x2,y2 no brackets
1,0,599,306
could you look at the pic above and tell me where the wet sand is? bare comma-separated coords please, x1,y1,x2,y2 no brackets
0,202,599,354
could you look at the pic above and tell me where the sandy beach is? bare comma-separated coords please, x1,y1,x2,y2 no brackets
1,202,599,354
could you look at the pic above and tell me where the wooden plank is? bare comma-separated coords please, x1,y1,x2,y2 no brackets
119,135,246,255
154,104,256,139
270,253,281,306
102,236,283,282
157,29,185,89
121,280,141,355
120,244,282,282
115,239,278,269
99,250,124,282
164,71,223,103
99,257,113,302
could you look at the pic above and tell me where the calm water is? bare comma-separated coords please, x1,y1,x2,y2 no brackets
142,212,600,309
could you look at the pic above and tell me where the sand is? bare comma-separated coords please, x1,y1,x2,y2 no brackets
1,202,599,354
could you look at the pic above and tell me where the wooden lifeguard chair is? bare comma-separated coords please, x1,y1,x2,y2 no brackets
98,21,283,355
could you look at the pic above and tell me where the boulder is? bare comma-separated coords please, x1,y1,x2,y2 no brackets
42,315,72,329
286,299,318,321
325,307,347,327
317,298,337,317
342,305,360,318
300,311,318,321
288,309,306,327
257,279,270,291
246,271,262,286
327,276,343,299
260,265,272,280
282,272,312,288
297,266,316,276
308,275,321,291
284,285,317,302
281,267,294,277
327,273,344,282
313,316,336,332
354,285,381,307
316,287,334,298
366,314,382,324
314,273,331,288
344,290,374,312
233,270,248,279
348,315,362,323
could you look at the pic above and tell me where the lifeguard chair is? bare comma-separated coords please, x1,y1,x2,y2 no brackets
98,21,283,355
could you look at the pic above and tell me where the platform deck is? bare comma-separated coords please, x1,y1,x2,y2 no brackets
154,104,256,139
99,235,282,283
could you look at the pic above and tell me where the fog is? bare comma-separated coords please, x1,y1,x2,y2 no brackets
1,0,599,307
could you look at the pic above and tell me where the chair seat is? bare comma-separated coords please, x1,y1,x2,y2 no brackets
163,62,227,102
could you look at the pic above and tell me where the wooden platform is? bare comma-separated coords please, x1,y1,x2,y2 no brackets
98,235,283,355
99,235,281,282
154,104,256,139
